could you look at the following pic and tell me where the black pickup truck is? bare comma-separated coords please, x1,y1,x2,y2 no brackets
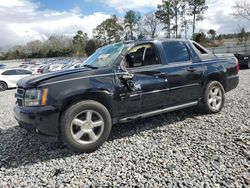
14,39,239,153
234,53,250,69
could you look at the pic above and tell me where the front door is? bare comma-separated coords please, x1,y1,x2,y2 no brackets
115,43,169,117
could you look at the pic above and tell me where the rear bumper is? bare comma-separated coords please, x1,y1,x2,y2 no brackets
226,74,239,92
14,104,60,142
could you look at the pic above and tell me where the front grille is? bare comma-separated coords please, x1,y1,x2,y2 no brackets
15,88,25,107
17,98,23,106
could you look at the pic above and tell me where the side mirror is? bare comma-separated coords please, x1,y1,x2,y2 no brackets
120,57,133,80
120,58,127,72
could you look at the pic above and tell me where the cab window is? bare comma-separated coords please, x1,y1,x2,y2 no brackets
126,44,159,68
163,41,190,63
192,42,208,54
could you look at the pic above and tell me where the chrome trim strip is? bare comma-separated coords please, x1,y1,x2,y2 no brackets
39,63,207,87
144,88,170,94
170,83,199,90
127,62,192,72
119,101,198,123
126,60,222,72
39,73,115,86
129,88,171,98
128,83,199,98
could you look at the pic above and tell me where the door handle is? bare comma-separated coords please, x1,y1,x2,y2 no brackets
119,71,134,81
187,67,196,72
121,73,134,80
153,72,168,82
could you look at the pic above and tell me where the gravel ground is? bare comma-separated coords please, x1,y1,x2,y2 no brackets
0,70,249,187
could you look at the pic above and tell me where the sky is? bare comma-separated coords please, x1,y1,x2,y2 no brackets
0,0,249,49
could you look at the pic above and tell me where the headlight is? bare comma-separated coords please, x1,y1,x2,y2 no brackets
24,88,49,107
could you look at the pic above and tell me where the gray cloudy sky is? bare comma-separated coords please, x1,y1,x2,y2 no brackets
0,0,249,49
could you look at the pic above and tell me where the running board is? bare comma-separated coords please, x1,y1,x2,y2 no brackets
118,101,198,123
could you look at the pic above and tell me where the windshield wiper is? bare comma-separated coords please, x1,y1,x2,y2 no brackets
82,65,98,69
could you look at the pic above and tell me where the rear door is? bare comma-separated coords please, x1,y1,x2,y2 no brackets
161,41,203,106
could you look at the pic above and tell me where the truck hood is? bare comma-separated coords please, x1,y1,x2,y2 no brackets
17,68,93,89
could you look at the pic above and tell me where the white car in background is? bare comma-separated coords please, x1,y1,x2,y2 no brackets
0,69,32,91
50,64,66,72
48,64,62,72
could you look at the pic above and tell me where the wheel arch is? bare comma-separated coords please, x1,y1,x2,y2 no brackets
58,90,114,121
202,72,226,92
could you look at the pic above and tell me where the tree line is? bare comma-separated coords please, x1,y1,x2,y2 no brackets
0,32,98,60
0,0,249,60
93,0,208,45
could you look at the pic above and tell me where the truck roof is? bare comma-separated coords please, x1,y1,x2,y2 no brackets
123,38,191,45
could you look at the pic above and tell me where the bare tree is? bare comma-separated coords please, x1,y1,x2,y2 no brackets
156,0,186,38
144,12,160,39
188,0,208,35
93,15,123,45
237,25,248,44
233,1,250,21
124,10,141,40
207,29,216,44
171,0,186,38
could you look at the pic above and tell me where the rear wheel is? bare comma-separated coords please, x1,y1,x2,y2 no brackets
60,100,112,153
0,81,7,91
201,81,225,113
247,61,250,69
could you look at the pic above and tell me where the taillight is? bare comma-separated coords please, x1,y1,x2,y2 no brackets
235,57,240,74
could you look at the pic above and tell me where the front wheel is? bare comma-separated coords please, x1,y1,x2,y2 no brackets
60,100,112,153
201,81,225,114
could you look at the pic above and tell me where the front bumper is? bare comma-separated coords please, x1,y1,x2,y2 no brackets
14,104,60,142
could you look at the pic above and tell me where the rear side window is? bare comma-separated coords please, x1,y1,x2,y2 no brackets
1,70,17,75
192,42,208,54
163,42,190,63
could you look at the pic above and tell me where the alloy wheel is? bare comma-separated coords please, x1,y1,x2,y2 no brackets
208,86,223,111
70,110,104,144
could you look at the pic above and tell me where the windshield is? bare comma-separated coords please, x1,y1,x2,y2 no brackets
80,43,129,68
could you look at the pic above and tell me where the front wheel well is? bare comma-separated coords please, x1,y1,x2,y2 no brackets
0,80,7,85
58,93,113,124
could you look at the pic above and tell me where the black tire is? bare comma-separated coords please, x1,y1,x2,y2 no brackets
60,100,112,153
248,61,250,69
201,81,225,114
0,81,7,91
